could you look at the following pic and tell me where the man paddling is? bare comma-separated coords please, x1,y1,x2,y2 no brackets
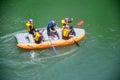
47,20,59,39
62,25,74,40
61,18,73,28
34,30,44,44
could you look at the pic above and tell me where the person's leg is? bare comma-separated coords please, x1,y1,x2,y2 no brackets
70,26,76,36
40,36,44,42
47,30,51,36
55,31,60,39
35,39,40,44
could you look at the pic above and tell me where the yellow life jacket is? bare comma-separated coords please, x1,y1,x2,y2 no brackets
26,22,34,31
34,32,41,41
61,20,68,28
62,28,70,37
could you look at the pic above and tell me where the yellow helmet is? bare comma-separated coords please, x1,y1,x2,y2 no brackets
61,20,65,24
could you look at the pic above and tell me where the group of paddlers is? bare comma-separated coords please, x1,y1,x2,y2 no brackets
26,18,76,44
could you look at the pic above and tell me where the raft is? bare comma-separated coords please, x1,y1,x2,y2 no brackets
14,28,85,50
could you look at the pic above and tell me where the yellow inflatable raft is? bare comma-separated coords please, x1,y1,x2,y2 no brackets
15,28,85,50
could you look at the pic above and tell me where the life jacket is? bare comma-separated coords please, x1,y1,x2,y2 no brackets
34,32,41,42
62,28,70,37
61,20,68,28
26,21,34,31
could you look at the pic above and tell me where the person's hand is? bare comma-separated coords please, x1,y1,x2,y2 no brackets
71,18,74,21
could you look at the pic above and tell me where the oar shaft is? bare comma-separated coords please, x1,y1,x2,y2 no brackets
72,38,80,47
49,38,57,54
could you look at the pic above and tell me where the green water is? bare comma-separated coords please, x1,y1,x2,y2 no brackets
0,0,120,80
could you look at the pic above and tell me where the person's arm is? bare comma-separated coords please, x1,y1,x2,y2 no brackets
68,18,73,23
50,24,56,32
50,28,56,32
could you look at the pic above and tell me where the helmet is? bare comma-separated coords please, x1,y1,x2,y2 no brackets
64,18,69,21
51,20,55,24
39,31,43,34
65,25,69,28
29,19,33,22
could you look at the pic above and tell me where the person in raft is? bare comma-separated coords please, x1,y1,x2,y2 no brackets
61,18,76,36
62,25,74,40
26,19,35,35
34,30,44,44
47,20,60,39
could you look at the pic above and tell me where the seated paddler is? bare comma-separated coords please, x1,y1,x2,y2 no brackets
61,18,76,36
62,25,75,40
34,30,44,44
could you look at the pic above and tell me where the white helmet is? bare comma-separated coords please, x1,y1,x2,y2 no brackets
29,19,33,22
65,25,70,28
51,20,55,24
64,18,69,21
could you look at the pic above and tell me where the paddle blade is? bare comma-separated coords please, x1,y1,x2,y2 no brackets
72,38,80,47
49,38,57,54
77,20,84,26
75,41,80,47
52,46,57,54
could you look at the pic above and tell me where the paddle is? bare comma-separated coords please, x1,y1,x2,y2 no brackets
49,38,57,54
71,20,84,47
72,37,80,47
77,20,84,26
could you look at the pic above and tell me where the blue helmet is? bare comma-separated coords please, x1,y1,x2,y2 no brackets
51,20,55,24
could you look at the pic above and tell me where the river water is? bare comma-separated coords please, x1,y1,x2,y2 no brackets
0,0,120,80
